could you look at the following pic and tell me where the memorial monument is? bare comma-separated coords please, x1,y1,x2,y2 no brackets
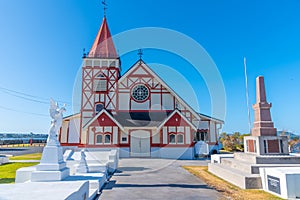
209,76,300,189
31,99,70,182
244,76,289,155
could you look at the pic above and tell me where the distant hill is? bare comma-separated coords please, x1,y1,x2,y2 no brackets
277,131,300,140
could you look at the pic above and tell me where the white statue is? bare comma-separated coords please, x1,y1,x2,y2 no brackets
47,98,66,146
76,149,88,173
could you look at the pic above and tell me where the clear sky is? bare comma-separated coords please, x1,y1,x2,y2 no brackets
0,0,299,134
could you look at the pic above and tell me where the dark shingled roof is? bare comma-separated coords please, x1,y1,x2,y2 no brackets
113,111,172,127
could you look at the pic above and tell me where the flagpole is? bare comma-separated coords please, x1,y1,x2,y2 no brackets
244,57,251,133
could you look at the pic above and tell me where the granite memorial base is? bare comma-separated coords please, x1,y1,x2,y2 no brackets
260,167,300,199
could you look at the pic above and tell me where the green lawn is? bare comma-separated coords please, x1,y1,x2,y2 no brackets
0,162,38,184
9,153,42,160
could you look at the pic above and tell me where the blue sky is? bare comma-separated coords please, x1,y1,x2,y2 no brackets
0,0,299,134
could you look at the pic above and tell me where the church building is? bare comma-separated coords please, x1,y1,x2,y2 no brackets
59,15,223,159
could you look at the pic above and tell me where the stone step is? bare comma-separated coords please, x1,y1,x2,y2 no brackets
234,152,257,163
251,163,300,174
217,156,300,175
221,158,253,174
256,155,300,164
208,163,262,189
234,152,300,164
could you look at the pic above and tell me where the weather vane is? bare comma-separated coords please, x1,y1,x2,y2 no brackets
102,0,107,17
138,49,143,60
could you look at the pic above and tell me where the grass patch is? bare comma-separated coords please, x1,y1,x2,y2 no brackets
0,162,38,184
183,166,283,200
219,150,233,154
9,153,42,160
0,144,45,148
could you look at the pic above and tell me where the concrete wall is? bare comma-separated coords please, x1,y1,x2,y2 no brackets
118,147,194,159
150,147,160,158
68,117,80,143
260,167,300,199
158,147,194,159
119,147,130,158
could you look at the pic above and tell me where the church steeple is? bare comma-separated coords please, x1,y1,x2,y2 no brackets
88,16,118,58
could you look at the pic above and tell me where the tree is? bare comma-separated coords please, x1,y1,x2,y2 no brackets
289,137,300,151
220,132,249,152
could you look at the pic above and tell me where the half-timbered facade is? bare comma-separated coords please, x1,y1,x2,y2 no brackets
59,16,223,159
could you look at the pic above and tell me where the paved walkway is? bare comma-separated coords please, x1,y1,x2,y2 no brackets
98,158,221,200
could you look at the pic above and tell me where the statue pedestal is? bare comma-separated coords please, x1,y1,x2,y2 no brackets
75,150,89,173
31,143,70,182
244,135,289,155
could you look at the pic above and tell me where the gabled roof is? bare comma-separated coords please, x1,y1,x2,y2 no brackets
114,111,172,127
83,109,124,131
198,113,224,124
119,60,223,124
88,17,118,59
157,109,197,131
63,113,80,120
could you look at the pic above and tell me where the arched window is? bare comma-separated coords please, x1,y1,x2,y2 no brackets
96,134,103,144
94,73,107,92
95,133,111,145
104,134,111,144
169,133,185,144
177,134,184,144
169,134,176,144
95,103,104,114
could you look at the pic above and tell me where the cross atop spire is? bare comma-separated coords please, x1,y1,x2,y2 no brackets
138,49,143,60
102,0,107,17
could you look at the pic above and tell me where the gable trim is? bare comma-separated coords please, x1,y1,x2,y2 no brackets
63,113,80,121
157,109,197,131
119,60,201,121
83,109,124,131
199,113,224,124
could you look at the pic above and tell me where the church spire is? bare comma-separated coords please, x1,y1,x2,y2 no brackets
88,13,118,58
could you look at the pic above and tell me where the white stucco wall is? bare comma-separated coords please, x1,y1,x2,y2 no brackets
162,94,173,110
60,121,69,143
68,117,80,143
159,147,194,159
210,122,216,143
198,121,209,129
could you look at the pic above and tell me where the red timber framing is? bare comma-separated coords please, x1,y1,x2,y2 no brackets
117,61,199,125
157,110,197,148
83,109,124,148
81,59,120,129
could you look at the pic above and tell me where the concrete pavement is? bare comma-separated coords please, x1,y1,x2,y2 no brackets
98,158,222,200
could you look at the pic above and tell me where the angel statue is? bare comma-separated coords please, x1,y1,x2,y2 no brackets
47,98,66,146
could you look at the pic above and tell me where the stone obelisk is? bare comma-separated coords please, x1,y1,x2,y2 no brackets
251,76,277,136
244,76,288,155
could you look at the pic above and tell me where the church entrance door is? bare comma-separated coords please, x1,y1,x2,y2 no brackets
130,130,150,157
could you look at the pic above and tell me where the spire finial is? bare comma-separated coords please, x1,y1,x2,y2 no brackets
102,0,107,17
82,48,87,58
138,49,143,60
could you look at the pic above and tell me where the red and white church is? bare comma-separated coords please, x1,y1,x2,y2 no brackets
59,15,223,159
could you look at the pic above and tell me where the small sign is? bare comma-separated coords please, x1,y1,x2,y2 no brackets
267,175,281,195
